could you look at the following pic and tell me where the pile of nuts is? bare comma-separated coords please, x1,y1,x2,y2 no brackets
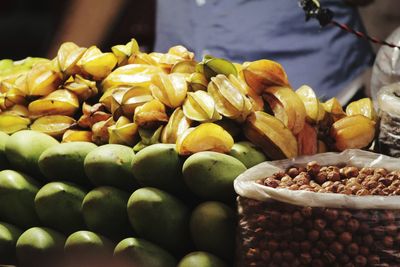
237,163,400,266
256,162,400,196
237,198,400,266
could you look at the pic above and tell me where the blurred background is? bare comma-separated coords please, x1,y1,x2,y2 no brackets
0,0,399,60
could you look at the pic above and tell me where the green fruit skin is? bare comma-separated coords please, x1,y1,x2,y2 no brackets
84,144,139,191
229,141,267,168
178,251,227,267
5,130,59,179
34,182,87,234
190,202,236,261
114,237,176,267
0,132,10,170
0,170,41,228
82,186,132,240
0,222,22,264
64,230,113,256
127,187,190,255
16,227,65,266
131,144,188,195
182,152,247,202
38,142,97,187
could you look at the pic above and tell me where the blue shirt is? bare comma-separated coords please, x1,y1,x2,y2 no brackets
155,0,374,99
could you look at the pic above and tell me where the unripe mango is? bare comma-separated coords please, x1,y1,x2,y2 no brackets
190,202,236,261
127,187,190,255
64,230,113,256
0,170,40,228
82,186,132,240
5,130,59,179
131,144,187,195
84,144,139,191
16,227,65,266
114,237,176,267
182,152,246,202
34,182,86,234
229,141,266,168
38,142,97,187
0,222,22,264
178,251,227,267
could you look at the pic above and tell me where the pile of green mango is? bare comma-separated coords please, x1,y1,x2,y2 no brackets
0,130,266,266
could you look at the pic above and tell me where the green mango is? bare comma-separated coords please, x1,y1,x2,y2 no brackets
38,142,97,187
182,152,246,202
190,202,236,261
178,251,227,267
114,237,176,267
131,144,187,195
64,230,113,256
5,130,59,179
82,186,132,240
84,144,138,191
228,141,267,168
0,170,41,228
0,222,22,265
16,227,65,266
127,187,190,255
34,182,87,234
0,132,10,170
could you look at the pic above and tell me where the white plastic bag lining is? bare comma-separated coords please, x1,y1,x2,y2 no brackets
234,149,400,209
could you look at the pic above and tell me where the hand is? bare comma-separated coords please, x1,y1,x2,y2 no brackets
343,0,374,6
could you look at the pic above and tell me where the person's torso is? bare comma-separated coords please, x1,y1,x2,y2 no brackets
155,0,374,99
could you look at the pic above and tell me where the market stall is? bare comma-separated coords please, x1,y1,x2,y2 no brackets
0,3,400,266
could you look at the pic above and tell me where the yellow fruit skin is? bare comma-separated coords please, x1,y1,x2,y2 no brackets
264,86,306,135
133,99,169,129
28,90,79,118
244,111,298,160
176,123,234,155
30,115,76,138
330,115,376,151
243,60,289,95
161,108,191,144
345,98,377,122
62,130,93,143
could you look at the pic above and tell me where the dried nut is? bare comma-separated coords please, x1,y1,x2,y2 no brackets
346,219,360,232
287,167,300,178
332,219,346,233
329,241,343,255
341,166,359,178
362,237,374,246
327,171,341,182
315,171,327,184
314,219,327,231
307,161,320,175
367,255,380,265
338,232,352,245
264,178,280,188
382,236,394,248
321,230,336,243
354,255,367,266
324,209,339,221
346,243,359,256
308,230,319,241
292,211,304,225
359,246,369,256
299,253,312,265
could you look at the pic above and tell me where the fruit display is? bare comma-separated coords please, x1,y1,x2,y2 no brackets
0,130,238,266
0,37,382,266
0,38,377,157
